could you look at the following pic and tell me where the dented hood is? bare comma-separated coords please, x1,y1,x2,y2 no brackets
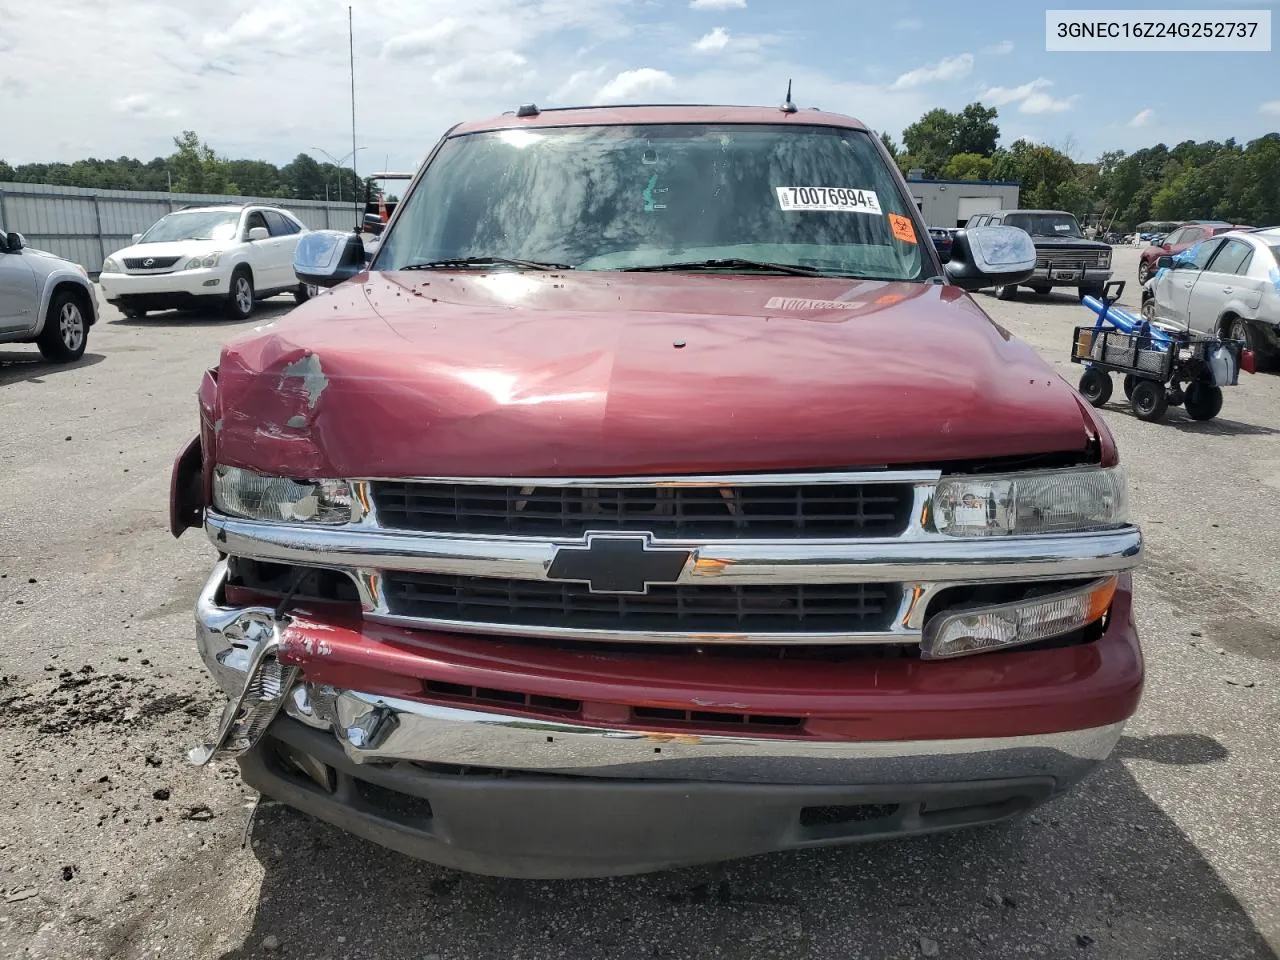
211,270,1094,478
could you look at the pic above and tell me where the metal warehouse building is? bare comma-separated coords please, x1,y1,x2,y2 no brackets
905,175,1021,228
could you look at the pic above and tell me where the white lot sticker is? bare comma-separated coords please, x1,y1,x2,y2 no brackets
776,186,882,214
765,297,862,311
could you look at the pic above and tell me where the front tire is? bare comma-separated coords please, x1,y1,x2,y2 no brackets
294,282,312,305
37,290,88,363
1029,284,1052,296
1184,381,1224,421
993,284,1017,301
1138,259,1151,284
1130,378,1169,422
226,268,255,320
1079,284,1106,302
1077,368,1113,407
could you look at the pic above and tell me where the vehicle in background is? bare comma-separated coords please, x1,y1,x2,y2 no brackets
1138,221,1254,284
1141,227,1280,366
926,226,956,262
359,172,415,262
0,218,98,363
969,209,1112,301
174,103,1142,879
98,204,311,320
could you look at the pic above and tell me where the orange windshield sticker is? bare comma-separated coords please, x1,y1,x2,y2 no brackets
888,213,917,244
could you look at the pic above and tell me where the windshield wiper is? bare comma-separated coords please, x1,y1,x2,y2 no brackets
401,256,574,271
621,258,827,277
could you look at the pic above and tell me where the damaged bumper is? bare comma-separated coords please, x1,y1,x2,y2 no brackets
194,561,1135,876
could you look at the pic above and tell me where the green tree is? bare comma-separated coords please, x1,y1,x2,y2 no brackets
952,103,999,157
878,131,900,161
169,131,232,194
902,108,959,177
902,103,1001,177
942,152,993,181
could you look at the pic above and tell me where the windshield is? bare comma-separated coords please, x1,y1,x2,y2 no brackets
376,124,928,280
1004,213,1083,238
139,211,239,243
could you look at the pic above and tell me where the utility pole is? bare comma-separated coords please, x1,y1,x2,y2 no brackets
349,5,359,231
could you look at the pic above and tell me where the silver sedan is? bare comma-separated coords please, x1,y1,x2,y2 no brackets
1142,227,1280,364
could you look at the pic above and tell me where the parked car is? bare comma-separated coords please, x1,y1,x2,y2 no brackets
926,226,956,262
173,103,1143,879
1141,227,1280,365
970,209,1112,301
98,204,311,320
1137,221,1253,284
0,222,98,363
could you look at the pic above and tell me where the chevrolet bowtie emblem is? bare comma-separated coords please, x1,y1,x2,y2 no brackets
547,534,691,594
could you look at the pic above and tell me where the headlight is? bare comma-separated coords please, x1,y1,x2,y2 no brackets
931,466,1127,537
1100,251,1112,268
212,465,359,524
102,257,121,273
922,577,1117,659
184,252,222,270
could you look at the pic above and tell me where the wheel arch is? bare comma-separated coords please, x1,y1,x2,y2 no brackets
47,280,96,329
229,260,254,285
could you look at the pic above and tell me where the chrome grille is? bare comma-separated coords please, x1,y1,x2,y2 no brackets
370,480,914,539
124,255,181,271
382,572,902,635
1035,250,1109,269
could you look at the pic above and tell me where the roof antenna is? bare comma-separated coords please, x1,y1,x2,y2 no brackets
780,79,798,114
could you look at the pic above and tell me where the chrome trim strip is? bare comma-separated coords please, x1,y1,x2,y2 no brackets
206,512,1142,586
280,683,1127,786
356,469,942,488
362,610,921,645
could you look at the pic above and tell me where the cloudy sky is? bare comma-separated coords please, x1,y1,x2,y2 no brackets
1,0,1277,171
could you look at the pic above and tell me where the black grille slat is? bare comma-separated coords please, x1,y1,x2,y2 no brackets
384,573,900,633
371,481,913,539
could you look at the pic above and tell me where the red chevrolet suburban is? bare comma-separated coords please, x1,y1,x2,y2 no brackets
172,104,1143,878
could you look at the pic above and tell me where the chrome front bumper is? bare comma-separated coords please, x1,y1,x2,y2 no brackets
194,562,1125,786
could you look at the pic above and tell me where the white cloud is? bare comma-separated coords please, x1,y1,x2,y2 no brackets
381,19,463,60
893,18,923,30
594,68,676,103
1021,91,1078,114
689,0,746,8
977,77,1052,106
551,67,608,102
1129,107,1154,127
890,53,973,90
432,51,531,87
1261,100,1280,116
112,93,181,120
693,27,731,52
983,39,1014,55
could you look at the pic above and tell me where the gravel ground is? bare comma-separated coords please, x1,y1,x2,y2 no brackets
0,246,1276,960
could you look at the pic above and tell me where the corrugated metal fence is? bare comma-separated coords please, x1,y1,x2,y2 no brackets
0,182,358,276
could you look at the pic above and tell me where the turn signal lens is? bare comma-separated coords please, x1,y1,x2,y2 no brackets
922,577,1117,659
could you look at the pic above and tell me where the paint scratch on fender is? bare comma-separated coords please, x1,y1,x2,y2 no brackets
280,354,329,408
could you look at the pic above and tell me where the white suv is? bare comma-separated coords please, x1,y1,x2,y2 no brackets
99,204,310,319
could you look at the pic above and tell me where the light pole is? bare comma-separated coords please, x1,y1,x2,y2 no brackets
310,145,365,202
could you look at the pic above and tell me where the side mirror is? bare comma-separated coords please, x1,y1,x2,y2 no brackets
294,230,366,288
4,232,25,252
248,226,269,242
131,233,142,243
944,226,1036,292
1156,256,1174,270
